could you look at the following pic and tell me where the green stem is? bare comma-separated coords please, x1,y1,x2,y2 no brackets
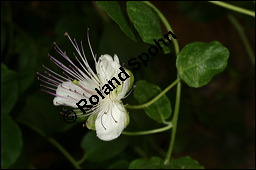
208,1,255,17
227,14,255,65
47,138,81,169
126,78,180,109
143,1,182,163
134,146,149,158
143,1,180,56
164,81,181,164
122,122,173,135
17,120,81,169
77,153,87,165
148,138,166,158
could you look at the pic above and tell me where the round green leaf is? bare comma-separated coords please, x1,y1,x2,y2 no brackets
163,156,204,169
1,114,23,169
133,80,172,123
176,41,229,87
129,157,163,169
81,131,128,162
107,159,129,169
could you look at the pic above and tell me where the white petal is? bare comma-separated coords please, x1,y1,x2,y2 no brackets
95,101,128,141
96,54,121,85
53,81,92,108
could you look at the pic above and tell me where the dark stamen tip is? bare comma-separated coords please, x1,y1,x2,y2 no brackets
64,32,68,36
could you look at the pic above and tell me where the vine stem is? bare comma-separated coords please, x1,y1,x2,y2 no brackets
143,1,180,56
122,121,173,135
208,1,255,17
143,1,182,163
164,81,181,165
227,14,255,65
77,153,87,165
126,78,179,109
17,120,82,169
47,138,81,169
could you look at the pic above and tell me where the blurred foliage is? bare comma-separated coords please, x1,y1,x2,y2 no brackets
1,1,255,169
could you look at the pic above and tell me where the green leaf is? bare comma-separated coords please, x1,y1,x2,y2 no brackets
1,114,23,169
164,156,204,169
17,70,36,94
129,157,163,169
127,1,170,54
9,146,33,169
15,33,44,71
96,1,137,41
17,93,76,137
176,41,229,88
133,80,172,123
129,156,204,169
107,159,129,169
81,131,128,162
1,64,18,114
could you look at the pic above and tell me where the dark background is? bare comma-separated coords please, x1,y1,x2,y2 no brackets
1,1,255,169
